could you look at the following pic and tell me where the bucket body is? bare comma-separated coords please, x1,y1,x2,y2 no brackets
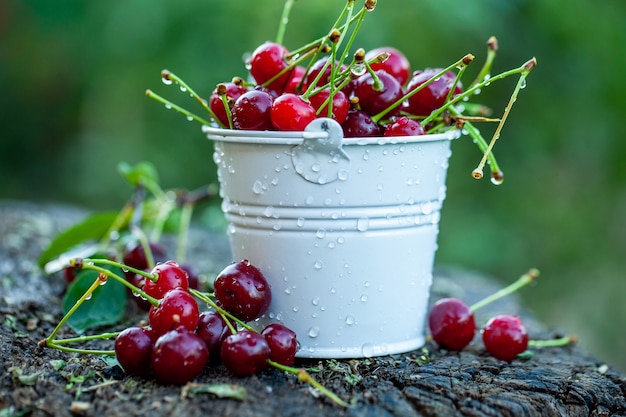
206,120,457,358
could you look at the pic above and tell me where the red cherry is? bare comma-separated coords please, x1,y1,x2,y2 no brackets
308,89,349,124
151,327,209,385
354,70,404,117
304,56,347,90
214,260,272,322
149,288,199,336
384,116,425,137
283,65,307,94
261,323,299,366
365,46,411,86
481,314,529,362
231,90,274,131
144,260,189,300
342,110,382,138
428,298,476,351
114,326,156,377
220,330,270,376
122,242,168,278
249,41,293,94
270,93,317,131
127,270,152,311
196,311,230,362
209,82,248,127
405,68,463,116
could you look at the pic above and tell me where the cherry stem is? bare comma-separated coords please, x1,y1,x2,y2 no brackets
77,258,160,305
469,268,539,313
161,70,223,127
469,36,498,90
189,289,254,334
275,0,296,45
528,335,576,348
472,59,535,180
130,225,156,270
219,93,234,129
372,54,474,124
145,89,213,126
269,361,351,407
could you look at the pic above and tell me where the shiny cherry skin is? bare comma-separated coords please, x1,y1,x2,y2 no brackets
114,326,156,376
354,70,404,117
151,327,209,385
231,90,274,131
270,93,317,131
214,260,272,322
196,311,230,362
428,297,476,351
149,288,200,336
308,89,349,124
144,260,189,300
304,56,347,89
261,323,298,366
365,46,411,86
221,330,270,376
342,110,382,138
249,41,293,94
209,82,248,127
405,68,463,116
481,314,529,362
283,65,307,94
384,116,425,137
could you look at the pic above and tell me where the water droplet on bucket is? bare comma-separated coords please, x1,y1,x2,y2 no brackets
357,217,370,232
296,217,305,228
252,180,264,194
308,326,320,338
316,229,326,239
313,261,323,270
345,316,355,325
311,297,320,306
360,294,368,302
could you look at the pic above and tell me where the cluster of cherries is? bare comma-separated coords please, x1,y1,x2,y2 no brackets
112,254,298,385
199,41,461,138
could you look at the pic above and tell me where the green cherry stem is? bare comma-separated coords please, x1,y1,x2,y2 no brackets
372,54,474,124
528,335,576,348
161,70,223,127
269,361,351,408
189,289,253,333
469,36,498,89
275,0,296,46
472,58,536,180
145,89,213,126
469,268,539,313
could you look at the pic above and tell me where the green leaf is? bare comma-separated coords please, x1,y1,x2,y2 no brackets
38,211,119,269
181,383,247,400
62,266,127,334
117,161,161,195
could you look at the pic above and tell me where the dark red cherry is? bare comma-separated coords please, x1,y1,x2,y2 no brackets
270,93,317,131
209,82,248,127
481,314,529,362
308,89,349,124
384,116,425,137
249,41,293,94
405,68,463,116
213,260,272,322
365,46,411,86
354,70,404,117
342,110,382,138
143,260,189,300
196,311,231,362
149,288,199,336
114,326,156,377
151,327,209,385
220,330,270,376
231,90,274,131
428,298,476,351
122,242,168,278
261,323,298,366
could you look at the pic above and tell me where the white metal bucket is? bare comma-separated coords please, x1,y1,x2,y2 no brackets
203,118,459,358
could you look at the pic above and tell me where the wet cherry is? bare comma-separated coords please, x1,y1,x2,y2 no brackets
209,81,248,127
231,89,274,131
143,260,189,300
365,46,411,86
428,297,476,351
261,323,299,366
114,326,156,377
481,314,529,362
354,70,404,117
308,89,349,124
249,41,293,94
220,330,270,376
151,327,209,385
342,110,382,138
214,260,272,322
270,93,317,131
384,116,425,137
196,311,230,363
405,68,463,116
148,288,199,336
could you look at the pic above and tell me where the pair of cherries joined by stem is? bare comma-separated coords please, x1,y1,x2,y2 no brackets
428,269,574,362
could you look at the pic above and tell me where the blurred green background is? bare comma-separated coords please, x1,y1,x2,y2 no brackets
2,0,625,370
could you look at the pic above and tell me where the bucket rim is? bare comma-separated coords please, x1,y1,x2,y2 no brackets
202,124,460,146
